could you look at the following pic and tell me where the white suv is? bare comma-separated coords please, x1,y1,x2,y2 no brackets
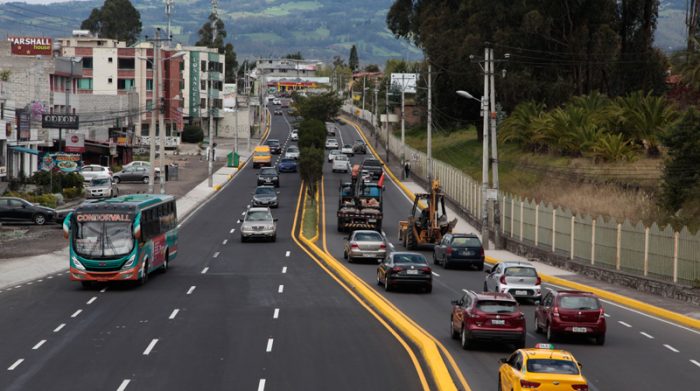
484,261,542,302
80,165,112,181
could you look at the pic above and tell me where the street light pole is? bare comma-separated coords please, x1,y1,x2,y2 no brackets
488,45,501,246
148,30,160,194
158,42,166,194
427,62,432,183
385,78,390,163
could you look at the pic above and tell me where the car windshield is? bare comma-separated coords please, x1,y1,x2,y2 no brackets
280,158,295,164
73,220,134,258
287,146,299,152
255,187,275,195
393,254,427,265
90,178,111,186
331,150,341,155
246,211,272,222
267,140,280,146
335,155,348,161
260,168,277,175
476,300,517,314
255,151,271,157
344,144,351,148
526,359,580,375
328,139,337,143
354,232,383,242
559,296,600,310
452,237,481,247
363,160,381,167
505,266,537,277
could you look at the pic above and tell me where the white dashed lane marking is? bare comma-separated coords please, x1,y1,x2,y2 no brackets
53,323,65,333
187,286,196,295
230,228,235,233
266,338,274,352
201,267,209,274
278,285,284,293
432,272,440,277
117,379,131,391
32,340,46,350
273,308,279,319
100,287,107,293
282,267,287,274
257,379,266,391
664,344,679,353
169,309,180,320
7,359,24,371
71,309,82,318
618,321,632,328
143,339,159,355
222,239,228,245
213,252,220,258
285,251,290,257
87,296,97,305
690,359,700,368
640,332,654,339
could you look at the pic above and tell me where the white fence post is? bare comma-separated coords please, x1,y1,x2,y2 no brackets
510,198,515,238
519,201,524,241
643,227,649,276
616,223,622,271
502,196,506,234
591,219,596,265
552,209,557,252
534,204,540,246
673,231,679,283
570,216,575,260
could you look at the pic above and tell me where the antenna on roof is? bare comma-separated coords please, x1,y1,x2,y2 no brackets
165,0,174,42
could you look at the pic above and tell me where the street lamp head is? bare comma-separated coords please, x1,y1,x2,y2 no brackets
168,51,186,60
71,56,83,63
456,90,478,101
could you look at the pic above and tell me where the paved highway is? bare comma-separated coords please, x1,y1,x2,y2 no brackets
0,109,424,391
322,119,700,391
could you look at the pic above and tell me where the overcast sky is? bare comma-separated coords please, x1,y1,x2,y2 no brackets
0,0,90,4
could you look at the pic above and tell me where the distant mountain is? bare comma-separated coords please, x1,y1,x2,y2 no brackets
0,0,688,64
0,0,421,64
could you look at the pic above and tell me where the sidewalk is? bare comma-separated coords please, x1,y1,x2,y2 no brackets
345,115,700,322
0,141,255,291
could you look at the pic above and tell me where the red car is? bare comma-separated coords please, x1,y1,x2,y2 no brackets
535,289,606,345
450,291,526,349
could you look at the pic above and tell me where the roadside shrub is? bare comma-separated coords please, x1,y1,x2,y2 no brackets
591,133,638,162
31,171,83,193
63,187,83,200
5,192,57,208
111,164,123,174
182,124,204,143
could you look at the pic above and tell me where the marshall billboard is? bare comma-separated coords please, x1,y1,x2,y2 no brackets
8,36,53,56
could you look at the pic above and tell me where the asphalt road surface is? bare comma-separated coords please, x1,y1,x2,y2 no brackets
321,119,700,391
0,108,423,391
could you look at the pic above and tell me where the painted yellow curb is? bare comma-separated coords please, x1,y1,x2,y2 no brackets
213,184,222,191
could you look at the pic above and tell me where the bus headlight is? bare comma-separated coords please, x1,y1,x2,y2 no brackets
71,256,86,271
121,254,137,270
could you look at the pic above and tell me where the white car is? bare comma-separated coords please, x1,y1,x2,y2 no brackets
332,154,351,173
273,99,282,105
267,95,275,102
79,164,112,181
484,261,542,302
325,138,339,149
290,129,298,141
123,160,160,174
341,144,354,156
285,145,300,160
328,149,343,162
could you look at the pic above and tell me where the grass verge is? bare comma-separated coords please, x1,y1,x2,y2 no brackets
302,188,318,240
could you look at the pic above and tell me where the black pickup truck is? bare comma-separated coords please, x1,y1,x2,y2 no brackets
360,158,383,181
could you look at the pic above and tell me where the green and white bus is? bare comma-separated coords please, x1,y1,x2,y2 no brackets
64,194,178,287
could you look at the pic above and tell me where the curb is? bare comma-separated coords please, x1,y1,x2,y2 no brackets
344,114,700,332
294,182,458,391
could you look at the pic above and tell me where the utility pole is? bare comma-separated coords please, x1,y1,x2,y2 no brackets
165,0,173,43
488,46,501,247
158,38,166,194
427,62,432,183
480,44,490,248
361,76,366,114
244,61,250,152
400,78,405,165
385,78,390,163
234,66,239,155
148,29,160,193
207,3,217,188
373,82,379,142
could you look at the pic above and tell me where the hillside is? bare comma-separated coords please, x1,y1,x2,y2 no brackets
0,0,421,63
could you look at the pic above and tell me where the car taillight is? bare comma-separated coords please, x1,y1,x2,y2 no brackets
520,380,541,388
446,246,453,255
391,266,403,273
499,275,507,284
351,243,359,249
379,243,386,249
480,247,484,256
419,267,431,274
598,308,605,319
572,385,589,391
535,276,541,285
553,307,560,317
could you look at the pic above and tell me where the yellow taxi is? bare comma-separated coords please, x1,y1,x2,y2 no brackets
498,343,588,391
252,145,272,168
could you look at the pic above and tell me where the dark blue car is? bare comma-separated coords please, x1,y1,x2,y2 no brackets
278,158,298,173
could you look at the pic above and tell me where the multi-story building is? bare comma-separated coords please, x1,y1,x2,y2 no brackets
180,46,224,135
253,58,328,93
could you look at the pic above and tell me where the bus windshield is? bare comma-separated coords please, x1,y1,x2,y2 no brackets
74,221,134,258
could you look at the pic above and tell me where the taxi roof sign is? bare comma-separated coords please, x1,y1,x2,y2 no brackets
534,343,555,349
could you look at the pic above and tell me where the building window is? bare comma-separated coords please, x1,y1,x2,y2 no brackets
179,80,184,90
180,61,185,71
146,100,153,111
108,77,113,84
82,57,93,69
1,102,4,119
201,80,206,91
108,57,113,63
200,98,206,108
77,78,93,90
117,78,135,90
201,60,207,72
146,60,153,70
118,58,135,69
146,79,153,91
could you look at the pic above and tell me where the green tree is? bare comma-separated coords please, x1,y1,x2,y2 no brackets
224,43,237,83
80,0,142,45
195,13,226,50
660,109,700,215
294,92,343,122
284,52,304,60
348,45,359,71
364,64,380,72
299,146,324,197
612,91,680,156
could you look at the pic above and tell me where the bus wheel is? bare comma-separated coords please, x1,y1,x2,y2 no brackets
161,252,169,273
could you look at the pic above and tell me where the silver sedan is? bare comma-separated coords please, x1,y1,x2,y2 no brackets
343,230,387,263
240,207,278,242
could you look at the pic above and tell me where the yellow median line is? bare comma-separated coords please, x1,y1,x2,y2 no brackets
291,182,432,391
343,114,700,332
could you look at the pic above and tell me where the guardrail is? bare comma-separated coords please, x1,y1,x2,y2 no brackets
344,105,700,288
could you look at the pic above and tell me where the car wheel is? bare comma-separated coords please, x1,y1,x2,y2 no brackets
443,259,451,269
241,235,247,243
546,323,556,342
460,326,472,350
113,177,121,184
432,252,439,265
138,259,149,286
33,214,46,225
424,284,432,294
516,336,526,349
142,177,149,184
450,317,459,339
383,276,391,291
476,262,484,271
348,256,354,264
534,315,543,333
594,334,606,345
483,282,488,292
376,271,382,286
161,251,169,273
343,250,347,259
271,234,276,242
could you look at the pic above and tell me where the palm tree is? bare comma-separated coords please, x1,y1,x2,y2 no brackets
612,91,680,157
500,101,547,150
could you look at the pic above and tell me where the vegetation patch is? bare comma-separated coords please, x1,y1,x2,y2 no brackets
302,190,318,240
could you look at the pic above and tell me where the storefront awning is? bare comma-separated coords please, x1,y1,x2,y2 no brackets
9,146,41,155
